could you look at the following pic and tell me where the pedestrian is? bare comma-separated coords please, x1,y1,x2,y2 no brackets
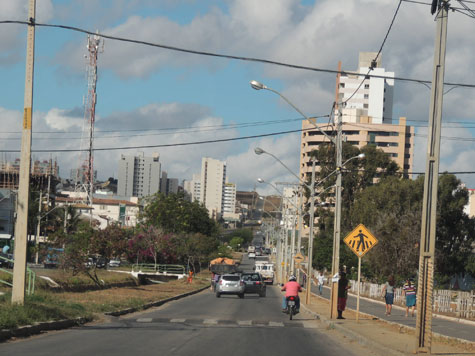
303,273,307,288
403,278,416,317
337,271,350,319
381,275,395,316
317,271,325,296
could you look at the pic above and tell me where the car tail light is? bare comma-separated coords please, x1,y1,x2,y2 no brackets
219,280,223,285
240,281,244,286
255,281,261,285
289,296,295,301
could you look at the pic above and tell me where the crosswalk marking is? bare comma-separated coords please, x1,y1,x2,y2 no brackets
132,318,311,328
136,318,152,323
237,320,252,326
170,318,186,323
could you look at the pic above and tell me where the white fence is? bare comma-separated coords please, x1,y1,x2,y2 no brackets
345,279,474,319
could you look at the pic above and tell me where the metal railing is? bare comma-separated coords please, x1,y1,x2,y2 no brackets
0,255,36,295
131,263,186,275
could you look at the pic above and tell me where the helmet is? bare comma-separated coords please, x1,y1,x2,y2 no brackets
289,275,297,281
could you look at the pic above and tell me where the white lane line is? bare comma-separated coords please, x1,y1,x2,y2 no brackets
170,318,186,323
268,321,285,327
237,320,252,326
203,319,218,325
136,318,152,323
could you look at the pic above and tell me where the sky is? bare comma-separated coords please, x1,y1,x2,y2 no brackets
0,0,475,196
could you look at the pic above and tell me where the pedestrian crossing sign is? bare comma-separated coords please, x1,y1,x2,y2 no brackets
344,224,378,257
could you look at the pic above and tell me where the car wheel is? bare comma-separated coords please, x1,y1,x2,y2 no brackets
238,293,244,299
216,292,221,298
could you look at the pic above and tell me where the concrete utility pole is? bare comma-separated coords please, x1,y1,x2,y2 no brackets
12,0,36,305
415,1,448,353
35,190,42,264
305,159,316,304
330,105,343,319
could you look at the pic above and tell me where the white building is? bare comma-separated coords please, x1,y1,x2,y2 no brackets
183,173,201,202
117,152,161,198
223,183,240,221
338,52,394,124
200,158,227,219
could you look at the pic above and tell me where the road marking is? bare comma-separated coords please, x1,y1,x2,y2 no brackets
136,318,152,323
268,321,285,327
170,318,186,323
203,319,218,325
237,320,252,326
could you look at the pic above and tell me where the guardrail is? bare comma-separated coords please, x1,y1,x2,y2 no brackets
131,264,186,275
0,255,36,295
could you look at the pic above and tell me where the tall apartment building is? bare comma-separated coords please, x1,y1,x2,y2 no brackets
200,157,227,219
223,183,237,214
160,171,180,196
117,152,161,198
183,173,201,202
339,52,394,124
300,52,414,181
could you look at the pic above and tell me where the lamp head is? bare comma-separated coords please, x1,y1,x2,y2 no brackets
250,80,266,90
358,153,365,159
254,147,265,155
257,178,265,183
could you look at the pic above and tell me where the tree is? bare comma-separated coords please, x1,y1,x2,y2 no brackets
141,192,218,236
93,224,132,261
229,237,244,251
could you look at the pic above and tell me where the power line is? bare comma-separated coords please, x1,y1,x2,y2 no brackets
1,19,475,89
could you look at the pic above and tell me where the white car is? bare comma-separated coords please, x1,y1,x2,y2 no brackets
108,259,121,267
248,252,256,259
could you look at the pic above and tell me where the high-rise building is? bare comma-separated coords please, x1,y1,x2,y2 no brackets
300,53,414,181
183,173,201,202
117,152,161,198
338,52,394,124
223,183,237,214
200,157,227,219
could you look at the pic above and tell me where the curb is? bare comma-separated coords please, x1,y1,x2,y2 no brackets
0,284,210,343
0,317,91,343
105,284,210,317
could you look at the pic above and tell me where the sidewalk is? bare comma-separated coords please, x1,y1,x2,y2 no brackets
301,289,475,355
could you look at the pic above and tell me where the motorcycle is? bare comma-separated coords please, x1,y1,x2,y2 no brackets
286,296,298,320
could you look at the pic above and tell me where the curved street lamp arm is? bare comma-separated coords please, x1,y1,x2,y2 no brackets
262,150,308,188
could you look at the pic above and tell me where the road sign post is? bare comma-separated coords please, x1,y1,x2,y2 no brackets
343,224,379,322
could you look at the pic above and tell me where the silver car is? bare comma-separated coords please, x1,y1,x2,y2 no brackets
216,274,245,298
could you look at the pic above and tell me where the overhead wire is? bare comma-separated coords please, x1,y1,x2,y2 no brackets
0,19,475,89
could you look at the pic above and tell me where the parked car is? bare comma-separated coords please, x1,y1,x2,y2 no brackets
215,274,245,298
241,272,266,297
248,252,256,259
108,259,121,268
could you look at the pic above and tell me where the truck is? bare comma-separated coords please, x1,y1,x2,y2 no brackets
254,261,274,285
209,257,238,275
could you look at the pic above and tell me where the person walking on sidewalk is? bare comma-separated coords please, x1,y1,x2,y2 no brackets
403,278,416,317
381,275,395,316
337,271,350,319
317,271,325,296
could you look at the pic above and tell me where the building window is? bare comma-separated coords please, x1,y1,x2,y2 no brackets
363,104,369,109
364,94,369,99
364,84,369,89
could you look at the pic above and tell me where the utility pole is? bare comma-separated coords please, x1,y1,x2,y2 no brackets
12,0,36,305
35,190,42,264
330,101,343,319
415,1,448,353
305,158,316,304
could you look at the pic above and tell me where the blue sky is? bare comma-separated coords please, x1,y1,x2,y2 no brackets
1,0,475,194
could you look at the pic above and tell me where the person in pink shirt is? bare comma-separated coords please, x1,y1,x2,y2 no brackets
281,275,302,312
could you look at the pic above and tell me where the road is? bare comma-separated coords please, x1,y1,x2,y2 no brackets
313,283,475,342
1,255,369,356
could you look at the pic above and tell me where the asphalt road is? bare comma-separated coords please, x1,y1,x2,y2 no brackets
1,255,362,356
314,283,475,342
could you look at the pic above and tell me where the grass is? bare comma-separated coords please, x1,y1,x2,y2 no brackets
0,270,211,330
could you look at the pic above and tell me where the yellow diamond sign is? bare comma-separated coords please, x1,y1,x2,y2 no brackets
344,224,378,257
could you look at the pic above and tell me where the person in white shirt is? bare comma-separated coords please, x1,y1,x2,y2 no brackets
317,271,325,295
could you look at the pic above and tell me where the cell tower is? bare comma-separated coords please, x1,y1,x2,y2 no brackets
75,34,103,208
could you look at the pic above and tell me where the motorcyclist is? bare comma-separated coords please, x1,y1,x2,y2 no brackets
281,275,302,313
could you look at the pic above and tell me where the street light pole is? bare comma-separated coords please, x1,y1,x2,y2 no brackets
12,0,36,305
305,158,316,304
